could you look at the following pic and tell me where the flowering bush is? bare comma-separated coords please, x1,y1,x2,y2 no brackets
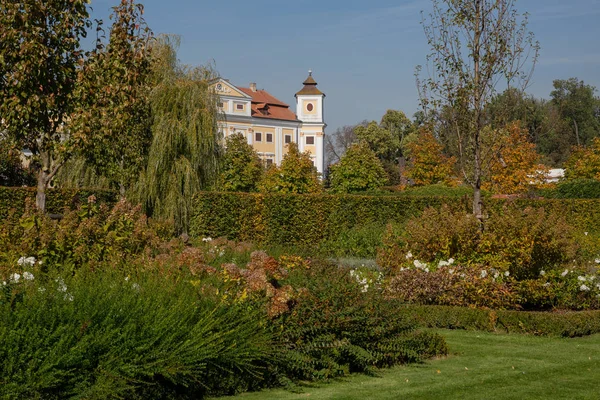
378,204,580,280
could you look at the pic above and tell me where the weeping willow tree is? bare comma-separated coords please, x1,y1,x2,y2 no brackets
135,36,223,234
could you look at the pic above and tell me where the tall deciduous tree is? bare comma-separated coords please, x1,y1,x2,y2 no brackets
418,0,539,219
550,78,600,148
0,0,92,210
70,0,153,195
259,143,321,194
218,133,263,192
483,122,547,194
404,130,456,186
329,142,387,193
135,36,222,234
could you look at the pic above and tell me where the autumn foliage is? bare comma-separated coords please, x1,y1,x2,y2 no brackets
404,130,456,186
564,137,600,181
484,122,548,194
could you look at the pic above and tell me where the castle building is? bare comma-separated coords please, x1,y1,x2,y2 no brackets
210,71,326,174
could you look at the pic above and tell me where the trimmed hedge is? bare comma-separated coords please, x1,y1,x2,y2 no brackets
0,186,118,218
538,179,600,199
398,305,600,337
191,192,600,251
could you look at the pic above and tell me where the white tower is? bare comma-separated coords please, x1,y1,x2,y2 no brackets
295,70,326,175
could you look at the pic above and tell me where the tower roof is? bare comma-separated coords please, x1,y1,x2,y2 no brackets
295,70,324,97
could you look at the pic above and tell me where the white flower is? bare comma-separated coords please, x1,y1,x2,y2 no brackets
504,271,510,277
202,237,213,242
580,284,591,292
132,283,141,291
595,258,600,264
23,271,34,281
9,273,20,283
219,250,225,257
124,276,130,281
493,272,499,279
424,267,430,273
561,269,569,277
578,276,587,282
585,232,589,236
438,260,448,267
540,270,545,276
17,256,36,267
448,268,455,274
543,282,551,287
38,286,46,293
64,293,74,301
406,251,413,260
2,281,6,286
56,278,67,293
480,270,488,278
448,258,455,265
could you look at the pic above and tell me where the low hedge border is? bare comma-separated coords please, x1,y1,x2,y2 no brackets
0,186,118,218
398,304,600,337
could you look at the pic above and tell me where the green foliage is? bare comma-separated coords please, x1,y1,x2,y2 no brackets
259,143,321,194
0,268,272,399
0,138,35,187
329,142,387,193
218,133,263,192
392,183,476,197
191,192,456,256
397,305,600,337
70,0,153,192
135,36,223,234
539,179,600,199
0,198,171,273
551,78,600,148
0,187,117,219
0,0,93,210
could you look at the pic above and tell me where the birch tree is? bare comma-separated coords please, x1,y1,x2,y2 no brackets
417,0,539,219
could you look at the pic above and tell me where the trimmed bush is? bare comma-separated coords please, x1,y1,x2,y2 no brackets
0,186,118,218
192,192,600,258
397,305,600,337
539,179,600,199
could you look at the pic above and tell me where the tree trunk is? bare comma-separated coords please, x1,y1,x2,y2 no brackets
36,167,49,211
573,119,580,146
36,150,54,211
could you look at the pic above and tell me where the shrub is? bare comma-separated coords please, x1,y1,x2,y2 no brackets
396,305,600,337
0,186,118,219
272,260,448,379
379,204,580,280
539,179,600,199
0,268,272,399
0,198,173,274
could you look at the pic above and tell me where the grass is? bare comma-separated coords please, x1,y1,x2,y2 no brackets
220,329,600,400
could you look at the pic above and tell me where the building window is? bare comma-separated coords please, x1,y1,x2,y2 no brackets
266,133,273,143
218,102,224,108
255,132,262,142
236,103,244,110
265,159,273,167
307,103,314,112
284,134,292,144
306,136,315,145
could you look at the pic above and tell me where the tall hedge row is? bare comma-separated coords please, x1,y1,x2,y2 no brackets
0,187,118,218
190,192,600,247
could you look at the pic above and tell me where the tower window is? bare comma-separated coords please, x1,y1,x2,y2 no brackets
306,136,315,145
255,132,262,142
266,133,273,143
307,103,314,112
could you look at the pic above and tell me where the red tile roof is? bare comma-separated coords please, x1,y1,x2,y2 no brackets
238,87,299,122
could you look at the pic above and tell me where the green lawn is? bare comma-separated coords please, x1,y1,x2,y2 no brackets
221,329,600,400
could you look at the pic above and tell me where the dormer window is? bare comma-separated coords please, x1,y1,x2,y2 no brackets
257,103,269,116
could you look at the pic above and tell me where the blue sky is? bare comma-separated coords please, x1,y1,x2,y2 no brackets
89,0,600,134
